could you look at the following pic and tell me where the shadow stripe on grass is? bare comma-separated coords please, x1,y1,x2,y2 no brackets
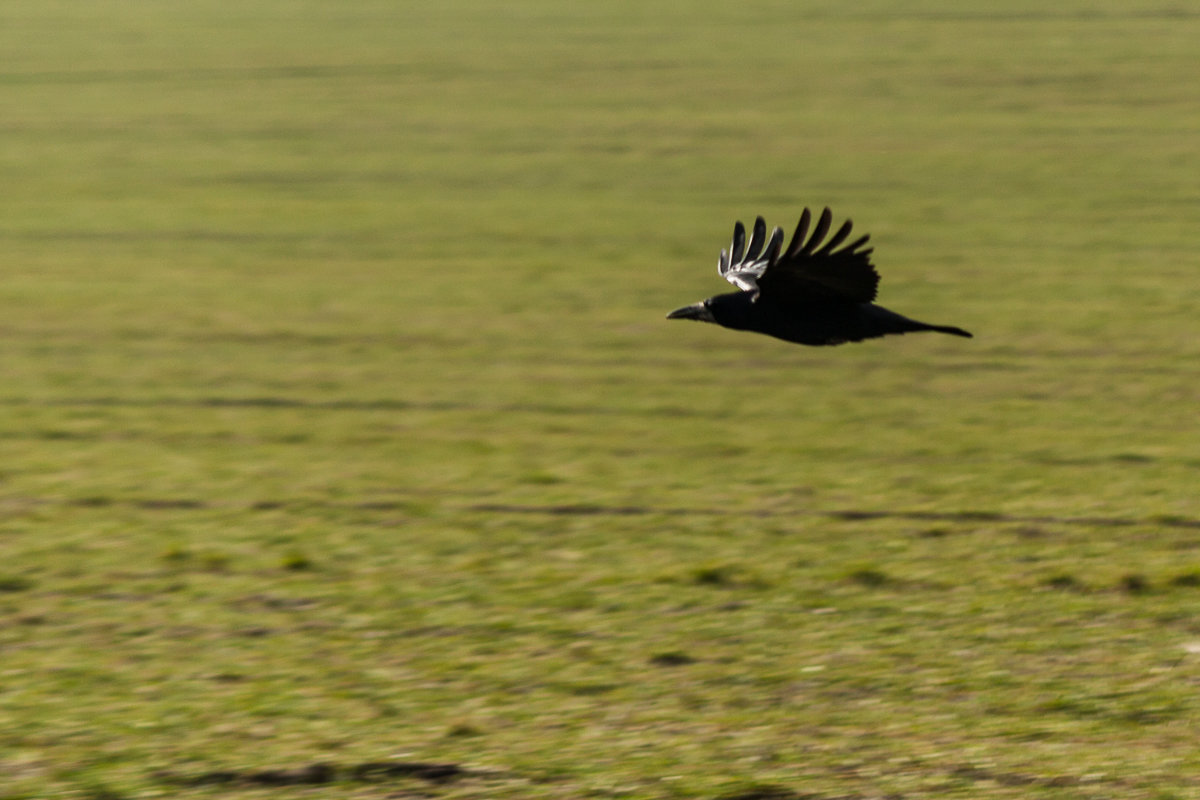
468,503,1200,529
12,494,1200,531
155,760,490,787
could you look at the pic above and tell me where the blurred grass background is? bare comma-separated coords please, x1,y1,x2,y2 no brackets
2,2,1200,798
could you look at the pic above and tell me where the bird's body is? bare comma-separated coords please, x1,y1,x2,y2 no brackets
668,208,971,346
691,290,970,346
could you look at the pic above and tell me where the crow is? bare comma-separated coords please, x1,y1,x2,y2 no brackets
667,208,972,346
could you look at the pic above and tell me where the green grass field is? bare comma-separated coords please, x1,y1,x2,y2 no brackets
4,2,1200,797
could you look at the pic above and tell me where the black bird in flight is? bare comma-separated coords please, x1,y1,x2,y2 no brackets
667,208,972,346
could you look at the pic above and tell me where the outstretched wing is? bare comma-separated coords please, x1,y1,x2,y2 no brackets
717,208,879,303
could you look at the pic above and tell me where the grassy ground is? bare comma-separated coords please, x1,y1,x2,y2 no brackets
3,1,1200,797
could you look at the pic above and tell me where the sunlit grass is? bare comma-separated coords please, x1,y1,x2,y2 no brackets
2,1,1200,797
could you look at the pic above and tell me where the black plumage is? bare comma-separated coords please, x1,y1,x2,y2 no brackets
667,208,972,346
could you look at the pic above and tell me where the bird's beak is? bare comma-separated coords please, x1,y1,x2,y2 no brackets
666,302,714,322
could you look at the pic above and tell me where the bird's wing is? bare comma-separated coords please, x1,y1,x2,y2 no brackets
718,208,879,303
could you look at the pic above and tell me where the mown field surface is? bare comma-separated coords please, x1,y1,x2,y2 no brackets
3,2,1200,798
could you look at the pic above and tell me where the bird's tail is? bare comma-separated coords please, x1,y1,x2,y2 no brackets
923,323,973,338
860,305,972,340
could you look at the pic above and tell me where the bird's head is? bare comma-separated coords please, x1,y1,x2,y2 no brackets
665,298,717,324
667,292,756,329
